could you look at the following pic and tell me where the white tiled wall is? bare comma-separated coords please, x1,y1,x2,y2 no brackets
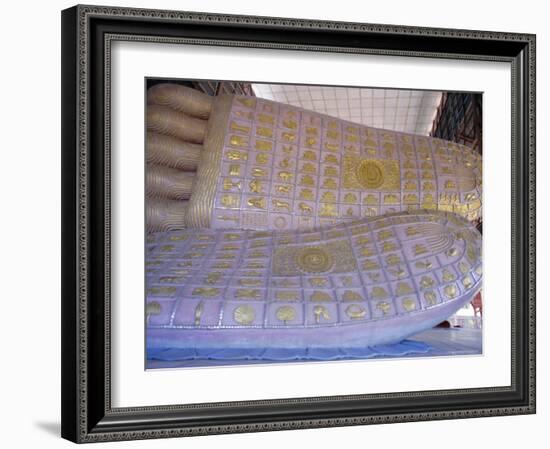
252,84,442,136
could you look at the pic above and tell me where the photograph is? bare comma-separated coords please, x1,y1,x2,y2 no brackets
58,3,536,442
0,0,545,445
144,80,484,369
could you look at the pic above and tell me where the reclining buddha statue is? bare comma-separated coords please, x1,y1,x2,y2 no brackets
146,84,482,232
145,83,482,358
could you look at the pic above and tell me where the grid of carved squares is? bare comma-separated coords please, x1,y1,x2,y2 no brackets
212,96,481,230
146,215,481,328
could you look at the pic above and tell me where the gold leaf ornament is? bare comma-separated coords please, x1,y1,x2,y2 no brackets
233,305,256,325
276,306,296,324
345,304,367,319
295,246,334,274
356,160,384,188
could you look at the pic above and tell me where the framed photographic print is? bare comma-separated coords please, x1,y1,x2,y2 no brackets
61,4,536,443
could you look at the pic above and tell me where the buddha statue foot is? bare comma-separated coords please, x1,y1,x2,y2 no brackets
145,84,482,232
146,210,482,350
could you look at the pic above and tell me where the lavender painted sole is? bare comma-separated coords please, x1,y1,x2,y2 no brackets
146,210,482,350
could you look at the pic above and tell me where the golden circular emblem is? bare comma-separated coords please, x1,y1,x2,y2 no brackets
276,306,296,323
233,305,256,325
356,160,384,189
295,246,333,274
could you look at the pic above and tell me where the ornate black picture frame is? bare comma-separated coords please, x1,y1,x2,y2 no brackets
61,4,536,443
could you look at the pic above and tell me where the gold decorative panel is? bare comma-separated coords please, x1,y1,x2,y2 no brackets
343,157,401,191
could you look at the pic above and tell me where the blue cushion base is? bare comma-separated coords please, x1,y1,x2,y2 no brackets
147,340,431,362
